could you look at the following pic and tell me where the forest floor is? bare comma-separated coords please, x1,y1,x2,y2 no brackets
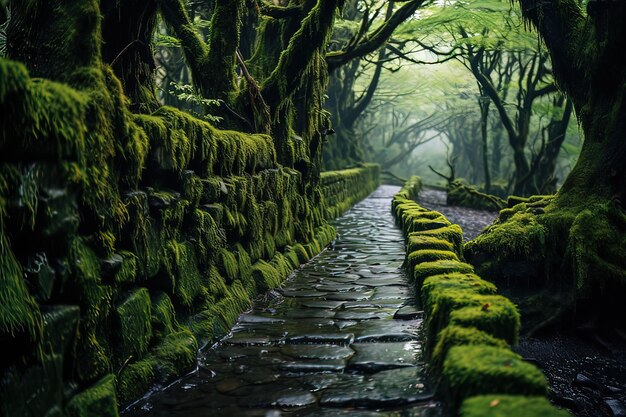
123,186,443,417
419,187,626,417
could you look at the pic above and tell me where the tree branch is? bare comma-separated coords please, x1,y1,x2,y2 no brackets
325,0,426,71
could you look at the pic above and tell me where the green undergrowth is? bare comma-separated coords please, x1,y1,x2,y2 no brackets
392,177,571,416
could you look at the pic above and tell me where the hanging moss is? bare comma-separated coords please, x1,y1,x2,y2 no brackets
116,359,155,406
218,248,239,284
150,292,178,339
234,244,254,291
252,260,282,292
68,237,113,328
112,288,152,366
0,225,43,350
117,329,198,405
163,240,205,308
207,281,251,337
112,251,137,284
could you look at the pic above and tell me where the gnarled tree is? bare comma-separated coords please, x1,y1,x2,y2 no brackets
466,0,626,330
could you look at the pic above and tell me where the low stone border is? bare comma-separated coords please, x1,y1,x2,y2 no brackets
392,176,571,416
321,163,380,219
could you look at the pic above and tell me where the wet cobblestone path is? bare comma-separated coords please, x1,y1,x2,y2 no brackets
125,186,441,417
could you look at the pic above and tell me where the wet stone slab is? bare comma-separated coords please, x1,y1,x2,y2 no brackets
123,186,441,417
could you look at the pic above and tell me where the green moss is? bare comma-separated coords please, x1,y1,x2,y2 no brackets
252,260,282,292
208,281,251,337
75,329,112,383
392,176,422,203
405,217,451,234
263,231,277,259
66,374,119,417
427,291,519,346
113,288,152,364
283,247,301,269
460,395,572,417
122,191,159,279
443,345,548,408
234,244,253,286
413,260,475,287
187,309,219,342
319,164,380,219
409,224,464,255
163,240,205,308
190,208,225,267
116,359,155,406
182,171,204,208
292,243,310,264
0,225,43,347
407,249,460,271
407,235,455,253
465,211,546,262
218,249,239,284
449,301,521,346
271,252,293,278
421,273,498,313
68,237,113,329
151,292,178,339
151,329,198,377
113,251,137,284
431,326,508,371
565,202,626,294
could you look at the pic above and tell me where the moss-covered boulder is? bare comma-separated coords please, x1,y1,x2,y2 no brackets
460,395,572,417
442,345,548,407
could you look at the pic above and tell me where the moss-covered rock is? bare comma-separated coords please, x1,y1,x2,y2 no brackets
392,177,553,412
414,260,475,287
431,325,508,371
407,249,460,271
113,288,152,365
460,395,572,417
447,180,506,212
66,374,119,417
442,345,548,407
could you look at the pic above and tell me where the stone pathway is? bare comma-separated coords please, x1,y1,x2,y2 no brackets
124,186,441,417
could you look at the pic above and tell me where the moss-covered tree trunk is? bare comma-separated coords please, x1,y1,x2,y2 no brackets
101,0,160,113
466,0,626,327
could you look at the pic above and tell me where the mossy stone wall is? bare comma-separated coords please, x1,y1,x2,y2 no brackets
0,57,380,417
391,177,571,416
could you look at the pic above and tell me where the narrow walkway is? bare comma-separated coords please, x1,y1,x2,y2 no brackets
125,186,441,417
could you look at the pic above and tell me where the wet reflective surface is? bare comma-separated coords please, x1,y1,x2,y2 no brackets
124,186,441,417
